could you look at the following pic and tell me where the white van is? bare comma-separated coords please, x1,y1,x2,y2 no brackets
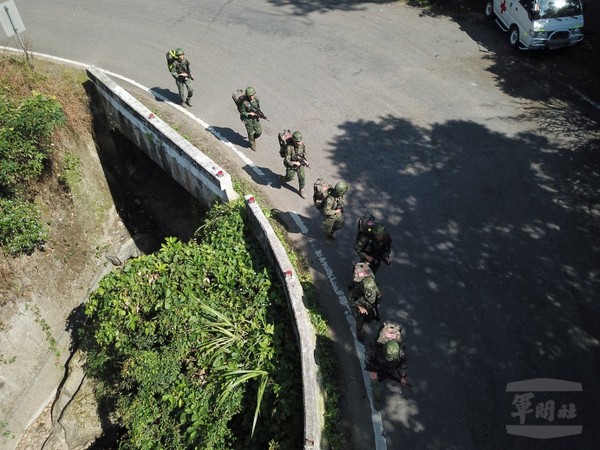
484,0,584,50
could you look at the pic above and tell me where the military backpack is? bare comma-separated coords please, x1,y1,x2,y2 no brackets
313,178,333,211
166,50,177,72
376,322,403,347
352,261,374,284
277,129,293,158
232,89,247,115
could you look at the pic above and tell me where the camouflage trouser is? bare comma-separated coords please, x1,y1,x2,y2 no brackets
353,301,376,338
176,78,193,102
244,119,262,144
283,165,305,190
323,214,345,235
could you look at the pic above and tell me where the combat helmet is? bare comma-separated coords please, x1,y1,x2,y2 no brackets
384,340,400,361
245,86,256,96
292,131,303,142
334,181,348,196
176,48,185,56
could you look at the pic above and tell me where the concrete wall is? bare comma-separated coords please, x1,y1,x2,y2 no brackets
86,66,237,207
87,69,324,449
244,195,325,450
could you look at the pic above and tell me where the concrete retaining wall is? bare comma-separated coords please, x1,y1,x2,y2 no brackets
86,66,237,207
244,195,324,450
87,69,324,449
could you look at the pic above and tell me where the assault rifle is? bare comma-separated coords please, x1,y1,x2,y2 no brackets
380,372,412,387
296,155,310,168
249,104,269,121
355,299,380,322
366,363,410,386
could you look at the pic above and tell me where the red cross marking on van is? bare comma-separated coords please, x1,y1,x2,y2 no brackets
500,0,507,13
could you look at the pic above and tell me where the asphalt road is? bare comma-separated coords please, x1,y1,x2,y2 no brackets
11,1,600,449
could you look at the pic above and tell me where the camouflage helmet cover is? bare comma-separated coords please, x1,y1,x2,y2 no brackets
245,86,256,96
175,48,185,56
334,181,348,196
384,340,400,361
292,131,303,142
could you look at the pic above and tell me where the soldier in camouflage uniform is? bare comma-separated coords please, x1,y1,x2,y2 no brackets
280,131,308,198
239,86,262,151
321,181,348,240
365,322,409,386
349,274,381,340
170,48,194,106
354,221,392,274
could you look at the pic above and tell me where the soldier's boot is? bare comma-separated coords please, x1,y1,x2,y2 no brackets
279,175,287,184
185,98,192,107
299,188,306,199
250,141,256,151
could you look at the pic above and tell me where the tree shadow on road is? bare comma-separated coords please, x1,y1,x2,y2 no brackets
266,0,391,15
328,109,600,448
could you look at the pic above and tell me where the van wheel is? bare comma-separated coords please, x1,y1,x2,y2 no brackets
509,25,520,48
484,1,495,20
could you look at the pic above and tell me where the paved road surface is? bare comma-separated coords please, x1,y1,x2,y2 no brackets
12,1,600,449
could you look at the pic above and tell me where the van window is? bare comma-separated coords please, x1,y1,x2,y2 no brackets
537,0,583,19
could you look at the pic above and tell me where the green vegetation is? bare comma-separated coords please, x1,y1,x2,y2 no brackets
80,201,304,449
0,198,47,255
0,53,346,448
0,57,66,255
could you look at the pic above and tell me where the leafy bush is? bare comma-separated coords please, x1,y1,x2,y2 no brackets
81,201,303,449
0,198,48,255
0,90,65,255
0,92,65,197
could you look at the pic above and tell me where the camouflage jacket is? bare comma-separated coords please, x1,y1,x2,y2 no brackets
365,344,408,379
321,193,344,218
354,231,392,261
171,58,192,80
283,143,307,169
349,277,381,307
240,96,261,122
